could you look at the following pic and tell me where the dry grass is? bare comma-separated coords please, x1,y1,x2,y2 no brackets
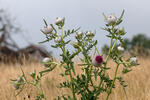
0,57,150,100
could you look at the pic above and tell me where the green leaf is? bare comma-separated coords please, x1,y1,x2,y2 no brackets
115,10,125,25
50,24,57,34
39,64,56,77
122,68,132,74
39,39,49,44
43,19,48,26
102,12,107,21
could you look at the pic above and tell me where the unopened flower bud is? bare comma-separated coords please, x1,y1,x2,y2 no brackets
86,31,95,37
86,32,91,35
42,57,50,63
30,72,35,78
92,55,103,67
72,40,79,49
117,46,124,52
55,36,61,43
43,26,53,34
42,57,51,67
76,32,83,38
107,14,117,24
130,57,138,65
17,76,22,82
13,81,19,90
117,28,126,35
55,17,64,25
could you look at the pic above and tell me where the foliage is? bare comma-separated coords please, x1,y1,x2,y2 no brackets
12,10,139,100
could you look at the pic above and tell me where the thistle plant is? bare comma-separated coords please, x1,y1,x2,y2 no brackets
12,10,139,100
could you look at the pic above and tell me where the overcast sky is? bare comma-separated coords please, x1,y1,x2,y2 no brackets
1,0,150,55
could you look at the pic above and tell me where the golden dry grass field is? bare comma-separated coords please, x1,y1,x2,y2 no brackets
0,57,150,100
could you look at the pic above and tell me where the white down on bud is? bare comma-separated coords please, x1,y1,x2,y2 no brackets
117,46,124,52
43,26,53,34
130,57,138,65
55,17,64,25
55,36,61,43
42,57,50,63
107,14,117,24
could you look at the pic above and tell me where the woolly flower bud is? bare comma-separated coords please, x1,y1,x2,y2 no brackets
117,28,126,35
55,36,61,43
43,26,53,34
55,17,64,25
42,57,51,67
86,31,92,35
13,81,19,90
72,40,79,49
92,55,103,67
130,57,138,65
17,76,22,82
30,72,35,77
75,32,83,39
107,14,117,24
76,32,82,36
117,46,124,52
86,31,95,37
42,57,50,63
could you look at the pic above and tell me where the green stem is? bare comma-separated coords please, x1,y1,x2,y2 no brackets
106,64,119,100
104,37,113,67
36,85,47,100
96,26,118,97
61,27,66,53
93,41,100,55
69,69,76,100
96,37,113,91
59,27,68,83
28,82,47,100
60,27,76,100
59,64,68,82
104,38,117,76
104,26,116,70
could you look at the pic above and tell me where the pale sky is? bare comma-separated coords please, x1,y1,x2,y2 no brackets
1,0,150,55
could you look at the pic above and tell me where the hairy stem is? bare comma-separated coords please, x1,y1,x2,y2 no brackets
106,64,119,100
96,26,118,97
69,67,76,100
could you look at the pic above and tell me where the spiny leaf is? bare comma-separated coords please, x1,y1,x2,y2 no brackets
43,19,48,26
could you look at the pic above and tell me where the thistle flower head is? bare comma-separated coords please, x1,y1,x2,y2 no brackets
43,26,53,34
75,32,83,39
13,81,19,90
55,17,64,25
92,55,103,67
86,31,95,38
130,57,138,65
55,36,62,43
86,31,92,35
76,32,82,36
72,40,79,49
42,57,51,67
107,14,117,24
30,72,36,78
42,57,50,63
17,76,22,83
117,46,124,52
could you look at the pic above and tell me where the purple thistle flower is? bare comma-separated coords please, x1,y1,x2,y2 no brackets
92,55,103,67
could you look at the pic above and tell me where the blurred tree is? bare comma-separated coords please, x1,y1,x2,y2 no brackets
0,8,20,50
129,34,150,56
0,8,52,63
102,34,150,56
